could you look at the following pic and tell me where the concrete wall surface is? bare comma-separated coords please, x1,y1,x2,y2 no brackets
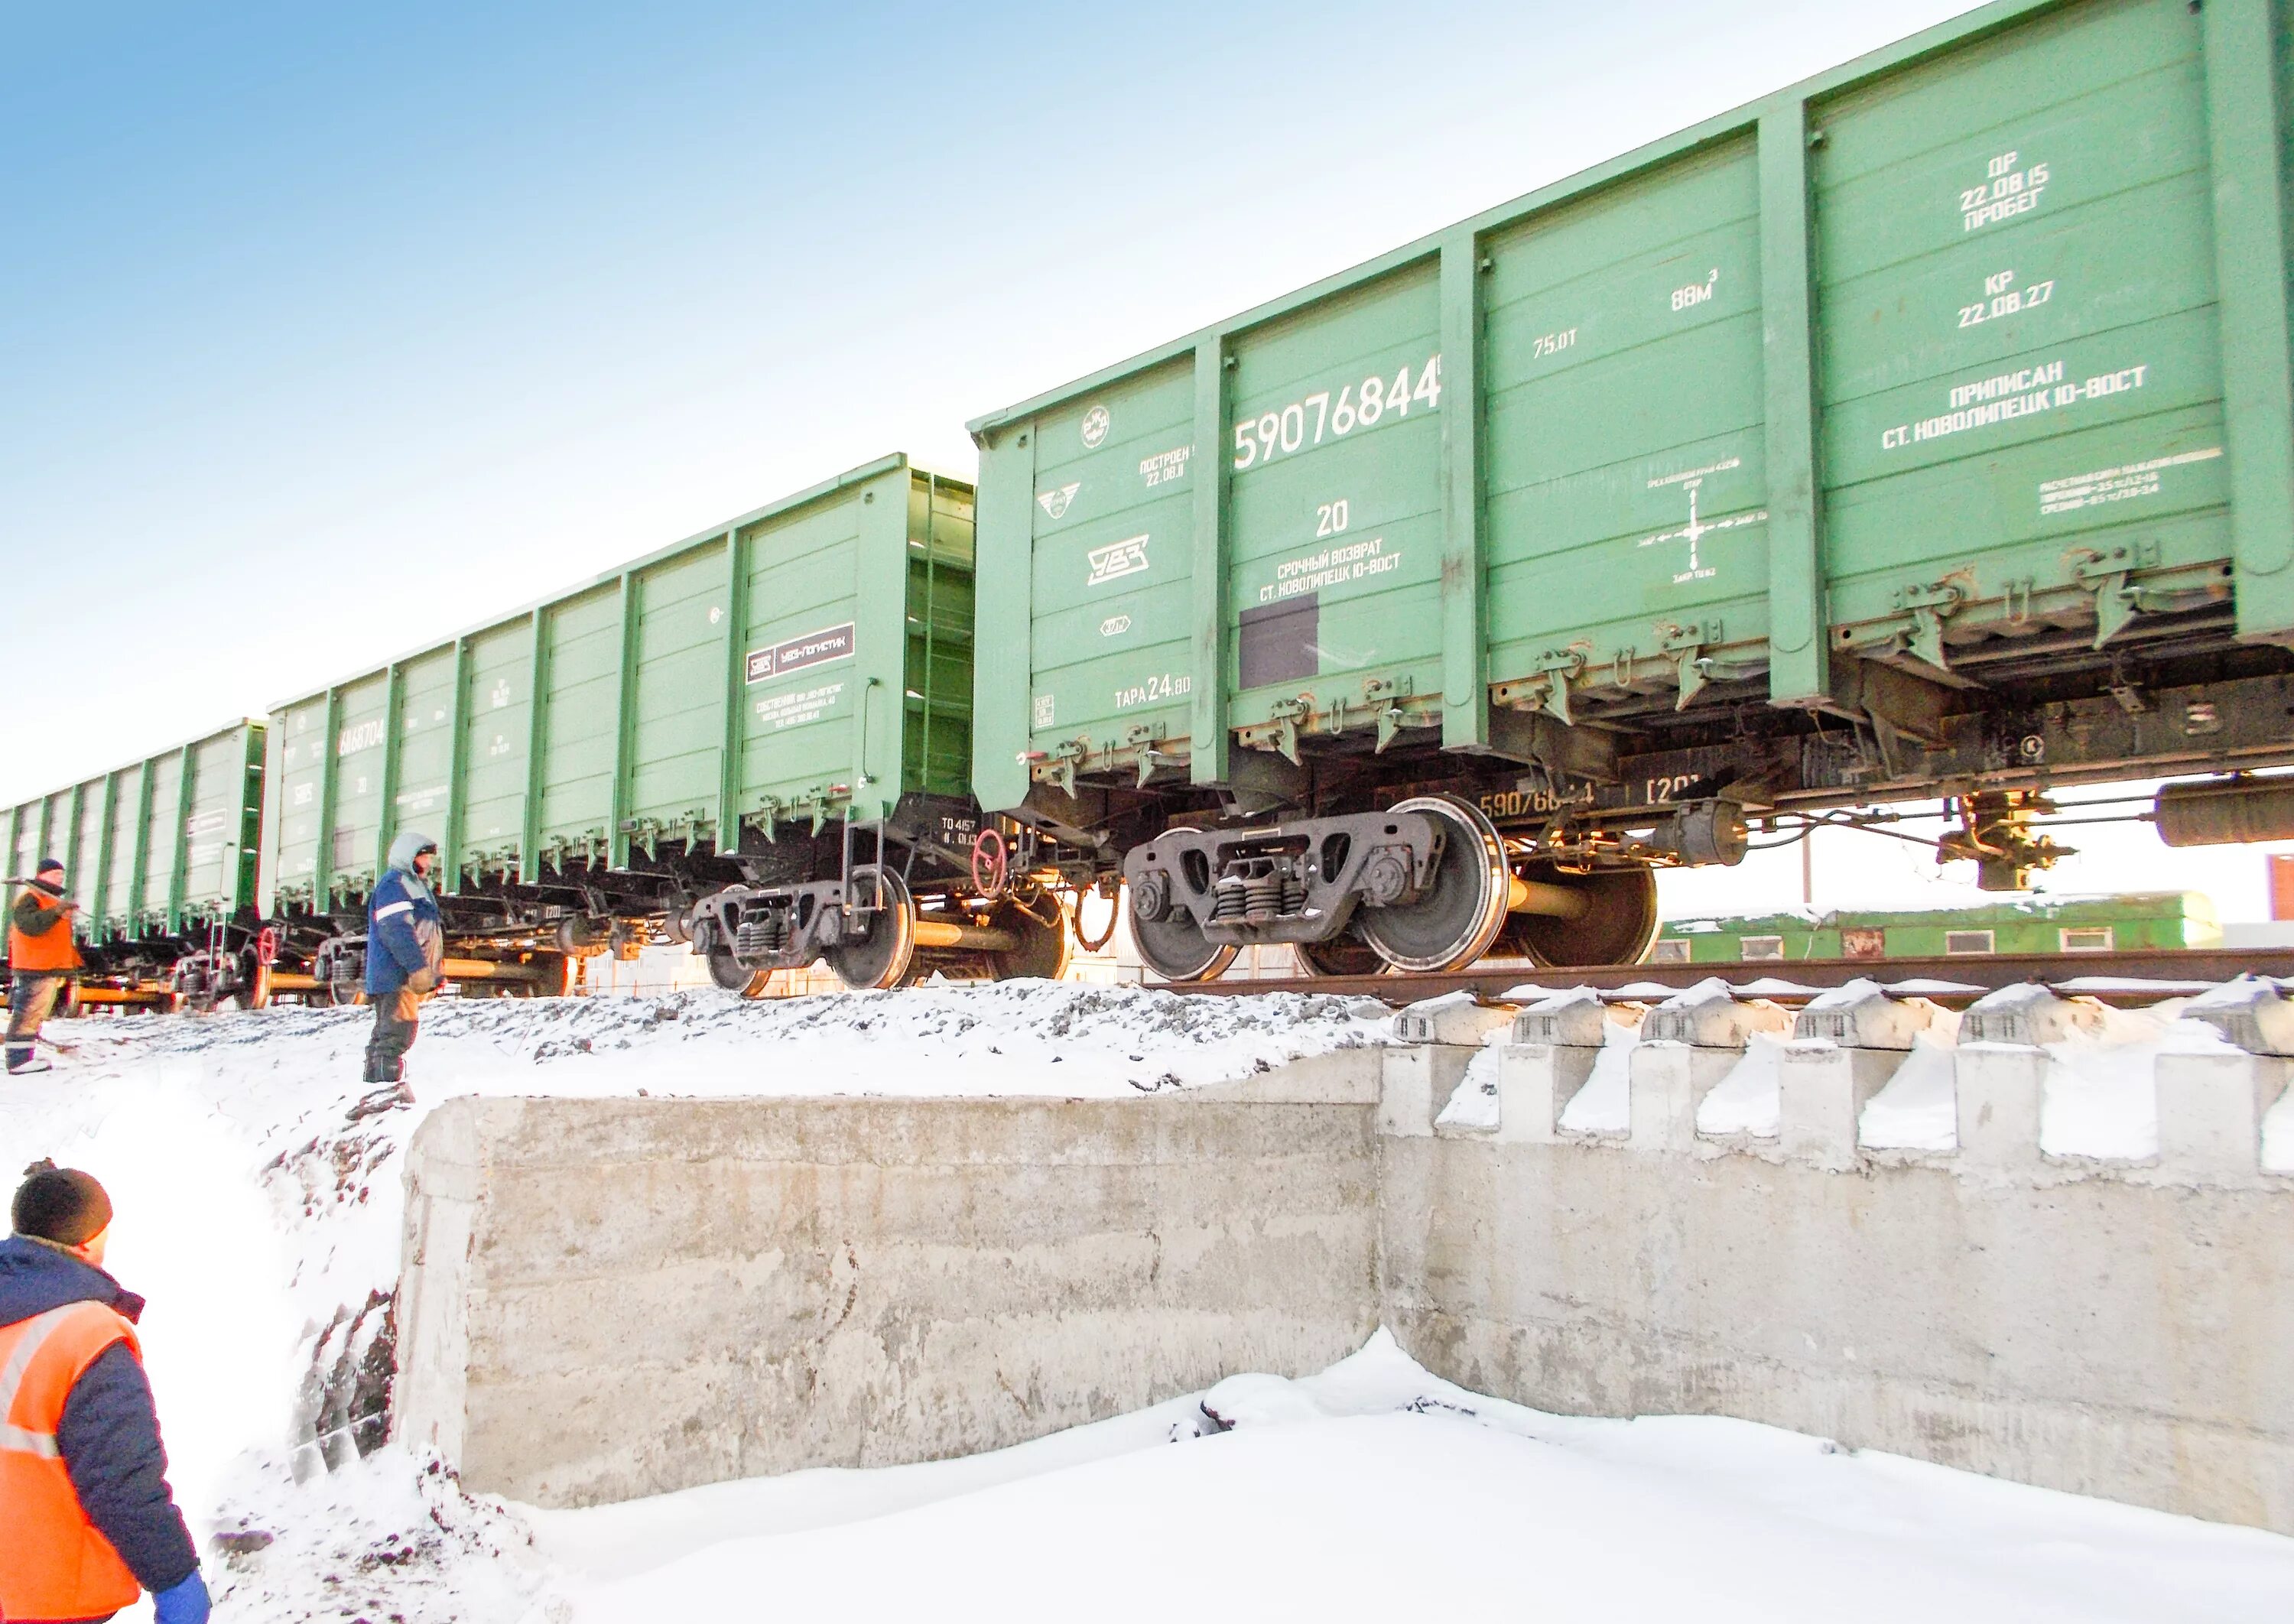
1388,1042,2294,1535
395,1074,1381,1507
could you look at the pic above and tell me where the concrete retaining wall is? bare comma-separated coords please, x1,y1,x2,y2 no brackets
1391,1025,2294,1533
395,1021,2294,1532
395,1054,1380,1508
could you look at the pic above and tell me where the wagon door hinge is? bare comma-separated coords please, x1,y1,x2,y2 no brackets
619,817,663,860
1533,643,1592,725
2068,539,2161,649
1893,577,1971,671
1047,739,1088,796
1266,697,1312,765
1123,723,1174,788
790,788,835,836
749,794,785,842
1363,676,1413,753
1655,620,1722,711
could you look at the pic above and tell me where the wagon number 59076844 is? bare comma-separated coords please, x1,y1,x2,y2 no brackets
1231,354,1441,470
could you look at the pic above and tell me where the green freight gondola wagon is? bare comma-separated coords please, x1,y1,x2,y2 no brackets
262,456,1063,998
0,720,268,1009
969,0,2294,979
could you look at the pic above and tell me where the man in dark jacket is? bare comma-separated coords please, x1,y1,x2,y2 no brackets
363,830,447,1103
8,857,83,1075
0,1161,208,1623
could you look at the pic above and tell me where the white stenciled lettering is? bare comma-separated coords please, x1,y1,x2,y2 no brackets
1114,672,1194,710
753,681,845,732
1256,538,1401,604
1671,269,1717,311
1958,268,2055,329
1087,535,1151,587
1882,356,2150,450
1231,353,1441,470
1960,149,2049,232
2038,447,2222,516
1637,460,1766,586
1138,446,1192,487
336,719,385,758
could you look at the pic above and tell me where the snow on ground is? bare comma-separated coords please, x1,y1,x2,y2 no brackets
0,980,1389,1622
7,979,2294,1620
550,1331,2294,1623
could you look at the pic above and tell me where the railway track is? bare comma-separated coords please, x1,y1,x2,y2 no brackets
1164,947,2294,1009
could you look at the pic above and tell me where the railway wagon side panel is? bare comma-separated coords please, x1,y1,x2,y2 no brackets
383,647,459,864
67,781,104,925
5,804,34,887
1483,138,1772,707
266,697,332,914
1223,267,1445,729
324,674,392,899
100,762,142,936
986,359,1196,812
178,724,265,925
38,791,73,902
136,752,182,934
625,541,728,848
1816,0,2234,664
454,622,536,887
731,489,867,824
535,584,622,867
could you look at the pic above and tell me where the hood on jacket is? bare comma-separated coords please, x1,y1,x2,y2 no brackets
0,1233,144,1329
387,830,440,876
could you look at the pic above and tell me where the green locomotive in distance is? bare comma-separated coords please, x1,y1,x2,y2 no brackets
967,0,2294,981
1652,891,2221,966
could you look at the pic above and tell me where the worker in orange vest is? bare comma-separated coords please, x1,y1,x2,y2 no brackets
0,1161,208,1624
8,858,83,1076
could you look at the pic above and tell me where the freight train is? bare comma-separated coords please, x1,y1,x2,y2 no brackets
9,0,2294,1002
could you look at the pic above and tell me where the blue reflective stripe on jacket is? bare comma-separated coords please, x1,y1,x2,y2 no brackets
365,868,444,996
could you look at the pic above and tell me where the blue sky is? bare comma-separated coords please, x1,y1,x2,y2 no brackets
19,1,2277,917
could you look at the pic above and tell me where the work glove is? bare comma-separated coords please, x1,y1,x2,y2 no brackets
405,966,441,996
154,1570,212,1624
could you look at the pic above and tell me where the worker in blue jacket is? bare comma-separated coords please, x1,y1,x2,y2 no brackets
362,830,445,1103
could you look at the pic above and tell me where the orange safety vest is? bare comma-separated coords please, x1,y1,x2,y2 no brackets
0,1301,143,1620
8,887,83,975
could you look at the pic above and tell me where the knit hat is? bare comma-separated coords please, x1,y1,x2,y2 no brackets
34,856,62,878
12,1160,112,1246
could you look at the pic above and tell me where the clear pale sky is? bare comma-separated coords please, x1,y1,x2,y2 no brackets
9,1,2286,918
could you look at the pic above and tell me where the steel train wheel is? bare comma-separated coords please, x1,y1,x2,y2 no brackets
1357,794,1513,974
705,949,775,998
1497,863,1661,969
233,963,273,1012
1295,931,1386,978
1132,905,1239,983
987,898,1071,982
824,866,918,992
